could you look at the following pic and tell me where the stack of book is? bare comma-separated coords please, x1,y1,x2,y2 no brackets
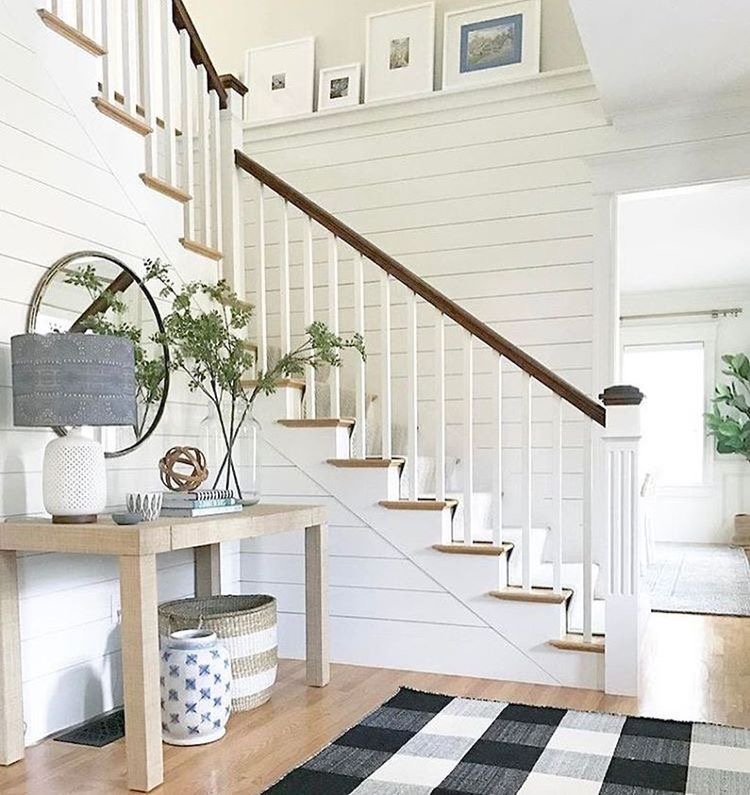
160,489,243,518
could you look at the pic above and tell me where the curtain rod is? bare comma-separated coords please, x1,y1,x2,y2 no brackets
621,307,743,321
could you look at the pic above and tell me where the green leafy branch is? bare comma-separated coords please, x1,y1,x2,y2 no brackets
705,353,750,462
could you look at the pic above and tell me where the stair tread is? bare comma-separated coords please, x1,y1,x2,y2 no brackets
242,378,305,390
139,173,191,203
549,635,605,653
489,586,573,604
433,542,513,557
328,457,405,468
92,96,152,136
180,238,223,261
380,499,458,511
38,9,106,56
278,418,355,428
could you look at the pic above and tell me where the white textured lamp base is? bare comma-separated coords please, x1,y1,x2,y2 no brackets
43,429,107,524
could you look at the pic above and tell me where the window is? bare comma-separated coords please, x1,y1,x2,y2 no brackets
622,342,706,486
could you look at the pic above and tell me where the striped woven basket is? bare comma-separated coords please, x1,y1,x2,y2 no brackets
158,594,278,712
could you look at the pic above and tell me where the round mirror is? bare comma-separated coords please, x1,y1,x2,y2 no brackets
27,251,170,459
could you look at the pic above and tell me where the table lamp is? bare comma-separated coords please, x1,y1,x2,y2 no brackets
11,333,137,524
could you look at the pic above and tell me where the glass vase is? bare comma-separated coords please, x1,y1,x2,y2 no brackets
200,401,261,505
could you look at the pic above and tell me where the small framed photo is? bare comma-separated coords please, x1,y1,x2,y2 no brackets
365,2,435,103
443,1,540,91
318,64,362,111
245,37,315,123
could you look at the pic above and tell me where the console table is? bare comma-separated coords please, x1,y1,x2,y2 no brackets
0,504,328,792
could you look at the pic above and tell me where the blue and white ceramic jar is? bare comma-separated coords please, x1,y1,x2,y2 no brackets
159,629,232,746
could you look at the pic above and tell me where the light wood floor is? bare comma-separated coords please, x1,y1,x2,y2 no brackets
1,612,748,794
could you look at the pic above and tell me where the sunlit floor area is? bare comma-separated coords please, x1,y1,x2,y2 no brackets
0,612,747,795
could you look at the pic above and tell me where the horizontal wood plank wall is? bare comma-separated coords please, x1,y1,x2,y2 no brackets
0,9,229,744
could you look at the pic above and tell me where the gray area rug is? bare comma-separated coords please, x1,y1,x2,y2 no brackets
647,543,750,616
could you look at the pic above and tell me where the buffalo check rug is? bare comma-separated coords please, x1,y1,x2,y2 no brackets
264,687,750,794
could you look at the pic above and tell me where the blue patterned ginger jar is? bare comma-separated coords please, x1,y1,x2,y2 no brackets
160,629,232,746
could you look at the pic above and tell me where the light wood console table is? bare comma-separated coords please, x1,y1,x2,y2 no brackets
0,504,329,792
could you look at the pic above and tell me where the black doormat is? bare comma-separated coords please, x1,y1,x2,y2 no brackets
54,709,125,748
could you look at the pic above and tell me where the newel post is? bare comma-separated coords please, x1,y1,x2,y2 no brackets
219,74,248,297
599,385,647,696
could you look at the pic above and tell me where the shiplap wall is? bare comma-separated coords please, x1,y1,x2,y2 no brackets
0,3,221,743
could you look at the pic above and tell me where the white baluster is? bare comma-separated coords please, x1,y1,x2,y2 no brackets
462,330,474,542
195,64,211,244
50,0,59,15
492,353,503,549
122,0,136,117
100,0,113,102
520,370,532,590
434,314,447,511
379,272,392,459
178,29,195,238
75,0,84,32
551,395,563,594
256,181,268,374
302,215,316,419
209,90,223,252
327,233,340,418
406,292,418,498
138,0,157,175
353,253,367,458
159,0,176,185
582,420,594,643
280,201,292,357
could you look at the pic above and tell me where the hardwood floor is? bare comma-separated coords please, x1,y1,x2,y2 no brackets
1,612,748,794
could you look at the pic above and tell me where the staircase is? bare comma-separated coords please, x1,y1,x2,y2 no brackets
32,0,646,696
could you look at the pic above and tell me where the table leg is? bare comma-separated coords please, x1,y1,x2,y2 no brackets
119,555,163,792
304,523,329,687
0,550,24,765
194,543,222,598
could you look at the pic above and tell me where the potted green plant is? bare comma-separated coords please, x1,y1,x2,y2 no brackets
705,353,750,545
144,260,365,503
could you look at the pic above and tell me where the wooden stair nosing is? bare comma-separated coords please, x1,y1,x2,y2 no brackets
433,542,513,557
327,457,405,469
549,636,605,654
92,97,152,136
97,84,182,135
38,9,107,57
139,173,192,203
278,418,355,429
489,587,573,605
241,378,305,390
180,238,223,261
379,499,458,511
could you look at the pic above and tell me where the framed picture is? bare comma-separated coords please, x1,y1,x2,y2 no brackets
442,0,540,91
365,2,435,103
318,64,362,111
244,37,315,123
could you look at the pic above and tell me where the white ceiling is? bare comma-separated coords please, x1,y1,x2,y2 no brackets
618,180,750,294
569,0,750,117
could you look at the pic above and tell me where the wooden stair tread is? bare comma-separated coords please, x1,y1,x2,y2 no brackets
328,458,405,468
242,378,305,390
140,174,192,203
380,499,458,511
489,587,573,605
278,418,355,428
180,238,223,261
549,635,605,654
38,9,106,56
433,542,513,556
97,84,182,134
92,97,152,136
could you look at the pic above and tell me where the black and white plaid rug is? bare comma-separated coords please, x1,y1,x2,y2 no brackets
265,687,750,794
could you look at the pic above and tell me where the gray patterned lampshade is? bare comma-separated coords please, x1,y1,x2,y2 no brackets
10,333,137,427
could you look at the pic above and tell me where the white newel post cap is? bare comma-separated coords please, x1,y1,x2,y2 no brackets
599,385,644,438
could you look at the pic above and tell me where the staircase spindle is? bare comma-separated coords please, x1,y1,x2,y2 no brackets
195,64,211,244
434,312,446,505
75,0,84,32
492,353,503,549
327,232,341,418
158,0,176,185
50,0,59,16
462,330,474,542
582,421,594,642
255,181,268,374
178,29,195,238
406,291,418,498
280,201,292,356
353,253,367,458
380,272,392,459
122,0,136,117
100,0,113,102
520,370,532,590
302,215,316,419
209,89,223,252
138,0,157,175
551,394,564,594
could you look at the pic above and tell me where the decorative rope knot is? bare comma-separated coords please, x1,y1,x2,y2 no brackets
159,446,209,492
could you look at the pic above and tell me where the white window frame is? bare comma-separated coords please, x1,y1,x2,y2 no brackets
620,319,717,495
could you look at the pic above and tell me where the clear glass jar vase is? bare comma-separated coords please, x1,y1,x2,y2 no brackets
200,400,261,505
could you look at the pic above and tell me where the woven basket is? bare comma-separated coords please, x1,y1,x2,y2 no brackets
158,594,277,712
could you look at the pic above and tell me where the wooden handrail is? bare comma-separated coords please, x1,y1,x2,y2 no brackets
235,151,606,426
171,0,228,109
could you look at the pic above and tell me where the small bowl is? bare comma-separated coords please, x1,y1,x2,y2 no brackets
125,492,163,522
112,512,141,526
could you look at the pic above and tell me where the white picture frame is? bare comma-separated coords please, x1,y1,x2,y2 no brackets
442,0,540,91
318,64,362,111
244,37,315,123
365,2,435,103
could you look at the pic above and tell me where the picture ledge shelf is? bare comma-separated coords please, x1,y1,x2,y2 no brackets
243,64,593,133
